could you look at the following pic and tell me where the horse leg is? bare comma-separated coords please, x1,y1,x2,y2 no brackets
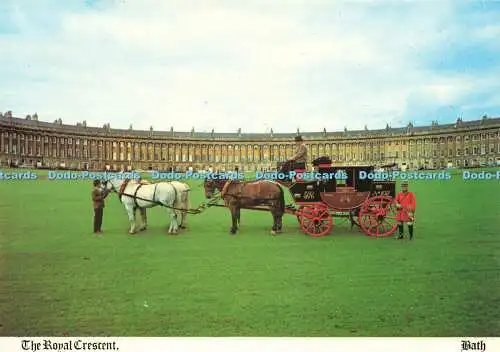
127,205,137,234
278,204,284,232
168,209,174,234
178,210,186,229
173,194,184,230
236,207,241,228
179,191,188,229
270,206,282,235
229,206,238,235
182,210,187,229
176,209,185,230
270,213,278,235
277,214,283,233
168,209,179,235
139,208,147,231
179,210,185,230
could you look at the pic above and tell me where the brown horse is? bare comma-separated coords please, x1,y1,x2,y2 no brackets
203,176,286,235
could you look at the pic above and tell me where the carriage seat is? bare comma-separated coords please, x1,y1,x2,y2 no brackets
293,168,307,182
312,156,335,191
282,161,306,182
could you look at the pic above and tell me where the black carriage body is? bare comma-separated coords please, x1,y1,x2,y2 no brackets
281,158,400,237
369,181,396,198
289,164,396,203
289,181,323,202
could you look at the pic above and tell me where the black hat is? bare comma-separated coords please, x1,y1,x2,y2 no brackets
93,180,101,186
295,135,303,142
401,181,408,186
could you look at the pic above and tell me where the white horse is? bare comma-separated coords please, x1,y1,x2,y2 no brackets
101,177,191,235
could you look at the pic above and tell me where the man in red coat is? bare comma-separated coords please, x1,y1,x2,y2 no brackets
395,181,416,240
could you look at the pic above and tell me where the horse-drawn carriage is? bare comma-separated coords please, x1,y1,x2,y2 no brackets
101,161,400,238
204,156,399,238
279,157,399,237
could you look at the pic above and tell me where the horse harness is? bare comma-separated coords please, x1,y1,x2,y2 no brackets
117,179,176,209
219,179,281,202
109,179,216,214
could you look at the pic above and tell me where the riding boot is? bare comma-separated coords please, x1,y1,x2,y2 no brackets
408,225,414,240
397,224,404,239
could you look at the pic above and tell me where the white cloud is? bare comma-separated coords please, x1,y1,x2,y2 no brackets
1,0,499,133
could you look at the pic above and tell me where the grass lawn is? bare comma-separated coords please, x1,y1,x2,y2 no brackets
1,168,499,336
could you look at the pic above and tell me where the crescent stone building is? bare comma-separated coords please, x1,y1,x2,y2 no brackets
1,111,500,171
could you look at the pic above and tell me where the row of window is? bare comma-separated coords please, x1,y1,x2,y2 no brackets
2,139,499,155
2,131,500,147
4,141,500,155
5,145,500,161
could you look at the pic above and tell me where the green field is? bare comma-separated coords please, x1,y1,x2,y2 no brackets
1,168,499,337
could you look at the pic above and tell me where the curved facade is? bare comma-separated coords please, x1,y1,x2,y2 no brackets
1,111,500,171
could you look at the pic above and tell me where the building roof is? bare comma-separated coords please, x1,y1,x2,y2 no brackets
1,112,499,141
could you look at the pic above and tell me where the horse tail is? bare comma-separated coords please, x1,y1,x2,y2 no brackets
267,180,286,214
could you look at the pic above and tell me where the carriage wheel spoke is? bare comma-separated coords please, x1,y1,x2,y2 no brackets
359,196,398,237
376,217,397,236
380,221,391,234
298,205,332,237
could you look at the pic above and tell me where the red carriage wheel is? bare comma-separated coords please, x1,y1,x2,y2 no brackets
297,204,333,237
358,196,398,237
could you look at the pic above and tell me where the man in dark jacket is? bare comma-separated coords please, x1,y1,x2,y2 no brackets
92,180,109,234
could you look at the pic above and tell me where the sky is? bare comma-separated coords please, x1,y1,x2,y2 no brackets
1,0,500,133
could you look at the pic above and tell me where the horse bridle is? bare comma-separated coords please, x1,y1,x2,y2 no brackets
203,179,218,197
102,180,116,193
204,179,227,196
